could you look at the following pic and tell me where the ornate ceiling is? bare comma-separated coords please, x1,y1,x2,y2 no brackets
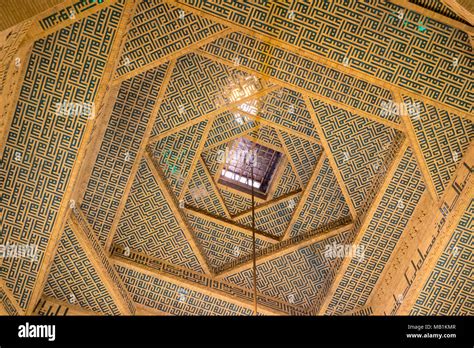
0,0,473,316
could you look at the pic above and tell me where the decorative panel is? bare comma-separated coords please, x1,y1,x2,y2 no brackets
150,119,208,198
289,157,351,237
204,110,257,148
186,213,270,268
201,142,226,177
220,188,253,216
224,230,352,310
184,159,227,218
311,98,399,211
44,224,120,315
0,3,124,309
116,0,226,77
256,88,320,139
237,195,301,238
272,160,302,199
82,64,169,246
402,95,473,196
113,159,203,273
246,124,283,150
325,147,426,315
411,199,473,315
194,1,472,113
151,52,250,136
280,130,322,187
115,263,253,315
201,31,398,122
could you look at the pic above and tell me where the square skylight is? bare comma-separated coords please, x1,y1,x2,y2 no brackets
218,137,283,199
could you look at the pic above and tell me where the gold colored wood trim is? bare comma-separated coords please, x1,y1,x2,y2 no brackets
317,139,409,314
144,150,214,275
214,219,354,280
303,94,358,220
184,205,280,244
281,153,326,241
104,60,177,254
393,91,439,201
24,0,139,315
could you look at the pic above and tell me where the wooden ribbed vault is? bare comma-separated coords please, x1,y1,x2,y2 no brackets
0,0,472,316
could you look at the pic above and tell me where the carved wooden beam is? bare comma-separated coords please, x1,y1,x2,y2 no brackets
25,0,139,315
147,85,280,144
103,60,177,253
304,95,358,220
184,205,280,243
110,244,309,315
440,0,474,26
317,137,409,314
69,208,136,315
281,153,326,241
144,150,213,275
393,92,439,201
390,143,473,315
214,218,354,280
32,295,101,316
0,0,61,32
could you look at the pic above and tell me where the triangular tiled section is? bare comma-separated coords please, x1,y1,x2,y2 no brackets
150,119,208,198
220,189,253,217
235,194,301,238
184,159,228,218
223,229,352,310
402,95,473,197
245,124,283,150
311,98,400,212
116,1,226,77
186,213,271,269
113,159,203,273
44,224,121,315
253,87,320,141
151,53,250,136
201,143,226,177
272,160,302,199
204,110,258,148
280,130,322,187
288,157,351,237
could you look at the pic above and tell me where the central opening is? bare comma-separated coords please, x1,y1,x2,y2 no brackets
218,137,283,199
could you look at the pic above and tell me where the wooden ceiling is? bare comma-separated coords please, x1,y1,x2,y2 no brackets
0,0,472,316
